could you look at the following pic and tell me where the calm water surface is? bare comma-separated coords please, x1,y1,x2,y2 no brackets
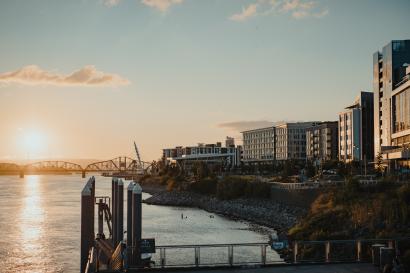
0,175,279,272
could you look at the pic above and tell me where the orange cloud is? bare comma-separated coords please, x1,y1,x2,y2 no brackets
0,65,130,87
217,120,275,132
229,3,259,22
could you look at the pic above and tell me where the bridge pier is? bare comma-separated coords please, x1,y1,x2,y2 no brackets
19,169,24,178
82,170,86,178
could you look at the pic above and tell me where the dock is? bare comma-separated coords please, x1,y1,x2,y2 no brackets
80,177,409,273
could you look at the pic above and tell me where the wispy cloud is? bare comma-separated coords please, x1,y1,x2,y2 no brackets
312,8,328,18
141,0,183,12
103,0,121,7
0,65,130,87
229,0,328,21
217,120,275,132
229,3,259,22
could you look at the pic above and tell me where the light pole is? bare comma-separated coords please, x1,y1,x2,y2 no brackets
353,144,361,175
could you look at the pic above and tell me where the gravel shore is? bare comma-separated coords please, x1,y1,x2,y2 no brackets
142,187,307,233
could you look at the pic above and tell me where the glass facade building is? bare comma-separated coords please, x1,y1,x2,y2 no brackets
373,40,410,158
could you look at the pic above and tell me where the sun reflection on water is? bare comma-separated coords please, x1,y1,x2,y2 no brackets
19,175,46,271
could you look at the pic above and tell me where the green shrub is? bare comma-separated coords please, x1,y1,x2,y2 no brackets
397,184,410,205
216,176,270,200
402,250,410,273
191,177,217,195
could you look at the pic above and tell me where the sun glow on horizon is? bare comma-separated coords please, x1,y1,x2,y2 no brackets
22,130,47,158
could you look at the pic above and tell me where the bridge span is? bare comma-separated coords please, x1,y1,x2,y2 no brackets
0,156,156,178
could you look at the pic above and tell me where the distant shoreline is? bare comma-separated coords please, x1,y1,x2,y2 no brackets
141,184,307,234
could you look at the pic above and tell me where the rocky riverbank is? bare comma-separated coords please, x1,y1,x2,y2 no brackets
143,187,307,232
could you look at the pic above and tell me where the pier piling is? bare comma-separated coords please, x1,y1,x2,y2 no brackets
97,198,104,238
80,179,94,273
117,179,124,244
127,181,135,266
132,183,142,266
112,178,117,246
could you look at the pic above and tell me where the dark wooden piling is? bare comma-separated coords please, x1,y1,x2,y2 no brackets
81,181,94,273
90,177,95,237
97,198,104,238
127,181,135,265
112,178,117,246
132,183,142,266
117,179,124,243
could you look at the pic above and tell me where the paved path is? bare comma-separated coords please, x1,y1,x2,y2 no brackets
139,263,378,273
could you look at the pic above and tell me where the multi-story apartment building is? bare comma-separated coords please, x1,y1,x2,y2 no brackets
339,92,374,162
373,40,410,160
163,137,242,168
306,121,339,162
242,122,320,163
242,127,275,162
382,65,410,167
275,122,319,161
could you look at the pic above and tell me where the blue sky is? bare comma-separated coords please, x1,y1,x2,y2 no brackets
0,0,409,161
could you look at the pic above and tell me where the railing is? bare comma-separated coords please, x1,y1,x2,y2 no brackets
293,238,410,264
270,182,320,190
270,178,407,190
128,238,410,269
142,243,283,268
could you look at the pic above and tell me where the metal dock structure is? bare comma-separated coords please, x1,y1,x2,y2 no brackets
80,177,410,272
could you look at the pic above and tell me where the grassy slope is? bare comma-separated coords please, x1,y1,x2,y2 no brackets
288,180,410,241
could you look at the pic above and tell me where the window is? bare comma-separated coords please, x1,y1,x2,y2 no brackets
393,41,405,51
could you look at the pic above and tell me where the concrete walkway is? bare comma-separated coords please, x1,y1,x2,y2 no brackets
139,263,378,273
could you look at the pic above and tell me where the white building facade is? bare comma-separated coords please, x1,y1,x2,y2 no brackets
163,139,242,168
275,122,319,161
241,122,319,163
242,127,275,162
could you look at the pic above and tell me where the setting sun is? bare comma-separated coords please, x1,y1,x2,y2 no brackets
23,131,46,155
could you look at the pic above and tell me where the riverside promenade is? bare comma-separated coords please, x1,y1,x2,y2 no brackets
109,263,377,273
181,264,377,273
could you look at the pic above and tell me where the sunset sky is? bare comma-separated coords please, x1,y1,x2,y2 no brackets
0,0,409,162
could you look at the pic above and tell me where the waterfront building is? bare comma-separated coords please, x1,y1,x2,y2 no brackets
339,92,374,162
275,122,319,161
306,121,339,162
225,136,235,147
242,127,275,162
373,40,410,168
381,65,410,167
242,122,320,163
162,137,242,169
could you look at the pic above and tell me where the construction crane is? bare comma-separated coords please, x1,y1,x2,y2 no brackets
134,141,144,174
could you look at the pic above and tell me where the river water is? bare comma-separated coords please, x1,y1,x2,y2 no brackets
0,175,280,272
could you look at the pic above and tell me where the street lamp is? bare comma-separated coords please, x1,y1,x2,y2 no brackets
353,144,360,175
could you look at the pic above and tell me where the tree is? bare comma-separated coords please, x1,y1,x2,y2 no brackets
282,160,296,178
305,160,316,178
337,161,349,178
375,152,384,175
192,161,210,182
